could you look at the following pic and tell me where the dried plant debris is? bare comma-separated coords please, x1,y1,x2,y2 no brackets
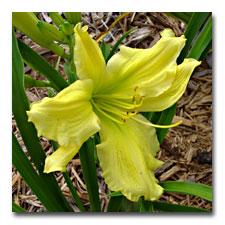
12,12,212,212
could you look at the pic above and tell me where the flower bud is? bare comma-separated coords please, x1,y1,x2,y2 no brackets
60,21,74,35
12,12,66,57
64,12,81,25
12,12,50,47
37,21,67,43
48,12,65,27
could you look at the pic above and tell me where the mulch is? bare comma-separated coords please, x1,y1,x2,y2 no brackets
12,12,212,212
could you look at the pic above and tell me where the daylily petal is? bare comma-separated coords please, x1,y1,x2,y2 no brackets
44,145,79,173
102,29,186,98
96,113,164,202
74,23,106,90
139,58,201,112
27,79,101,146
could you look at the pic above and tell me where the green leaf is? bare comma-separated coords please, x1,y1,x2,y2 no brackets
12,133,72,211
79,138,101,212
12,202,26,212
188,15,212,60
199,39,212,62
17,38,68,92
140,199,154,212
100,42,111,61
107,196,124,212
155,103,178,144
166,12,192,25
24,75,53,88
105,26,138,63
153,201,210,212
119,197,142,212
178,12,211,63
64,62,77,84
106,191,122,197
160,181,212,201
12,28,73,212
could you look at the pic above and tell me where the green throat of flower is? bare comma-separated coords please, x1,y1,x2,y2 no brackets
91,86,182,128
92,86,143,125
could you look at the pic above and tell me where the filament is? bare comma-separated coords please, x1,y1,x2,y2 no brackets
131,116,182,128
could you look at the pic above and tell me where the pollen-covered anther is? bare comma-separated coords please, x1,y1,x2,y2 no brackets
134,86,139,92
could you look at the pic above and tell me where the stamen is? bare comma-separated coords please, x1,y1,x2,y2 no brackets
131,116,182,128
134,86,138,92
97,101,129,119
92,86,145,124
91,99,124,124
101,98,138,110
93,94,132,101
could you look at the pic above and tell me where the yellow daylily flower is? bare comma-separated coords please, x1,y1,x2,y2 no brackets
27,23,201,202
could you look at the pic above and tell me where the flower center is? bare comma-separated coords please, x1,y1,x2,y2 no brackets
91,86,183,129
91,86,144,124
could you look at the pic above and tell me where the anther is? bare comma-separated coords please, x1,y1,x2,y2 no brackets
134,86,138,92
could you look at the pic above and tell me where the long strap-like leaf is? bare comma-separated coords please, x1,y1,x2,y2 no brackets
79,138,101,212
17,38,68,92
153,201,210,212
12,202,26,212
12,28,73,212
160,181,212,201
178,12,211,63
12,133,70,211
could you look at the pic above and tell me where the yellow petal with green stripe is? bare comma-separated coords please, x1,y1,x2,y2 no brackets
140,58,201,112
44,145,79,173
74,23,106,91
102,29,185,98
27,79,100,147
96,113,164,201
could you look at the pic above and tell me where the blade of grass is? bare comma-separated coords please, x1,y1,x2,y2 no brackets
12,202,26,212
17,38,68,92
12,28,73,212
178,12,211,63
79,138,101,212
160,181,212,201
188,15,212,60
153,201,210,212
